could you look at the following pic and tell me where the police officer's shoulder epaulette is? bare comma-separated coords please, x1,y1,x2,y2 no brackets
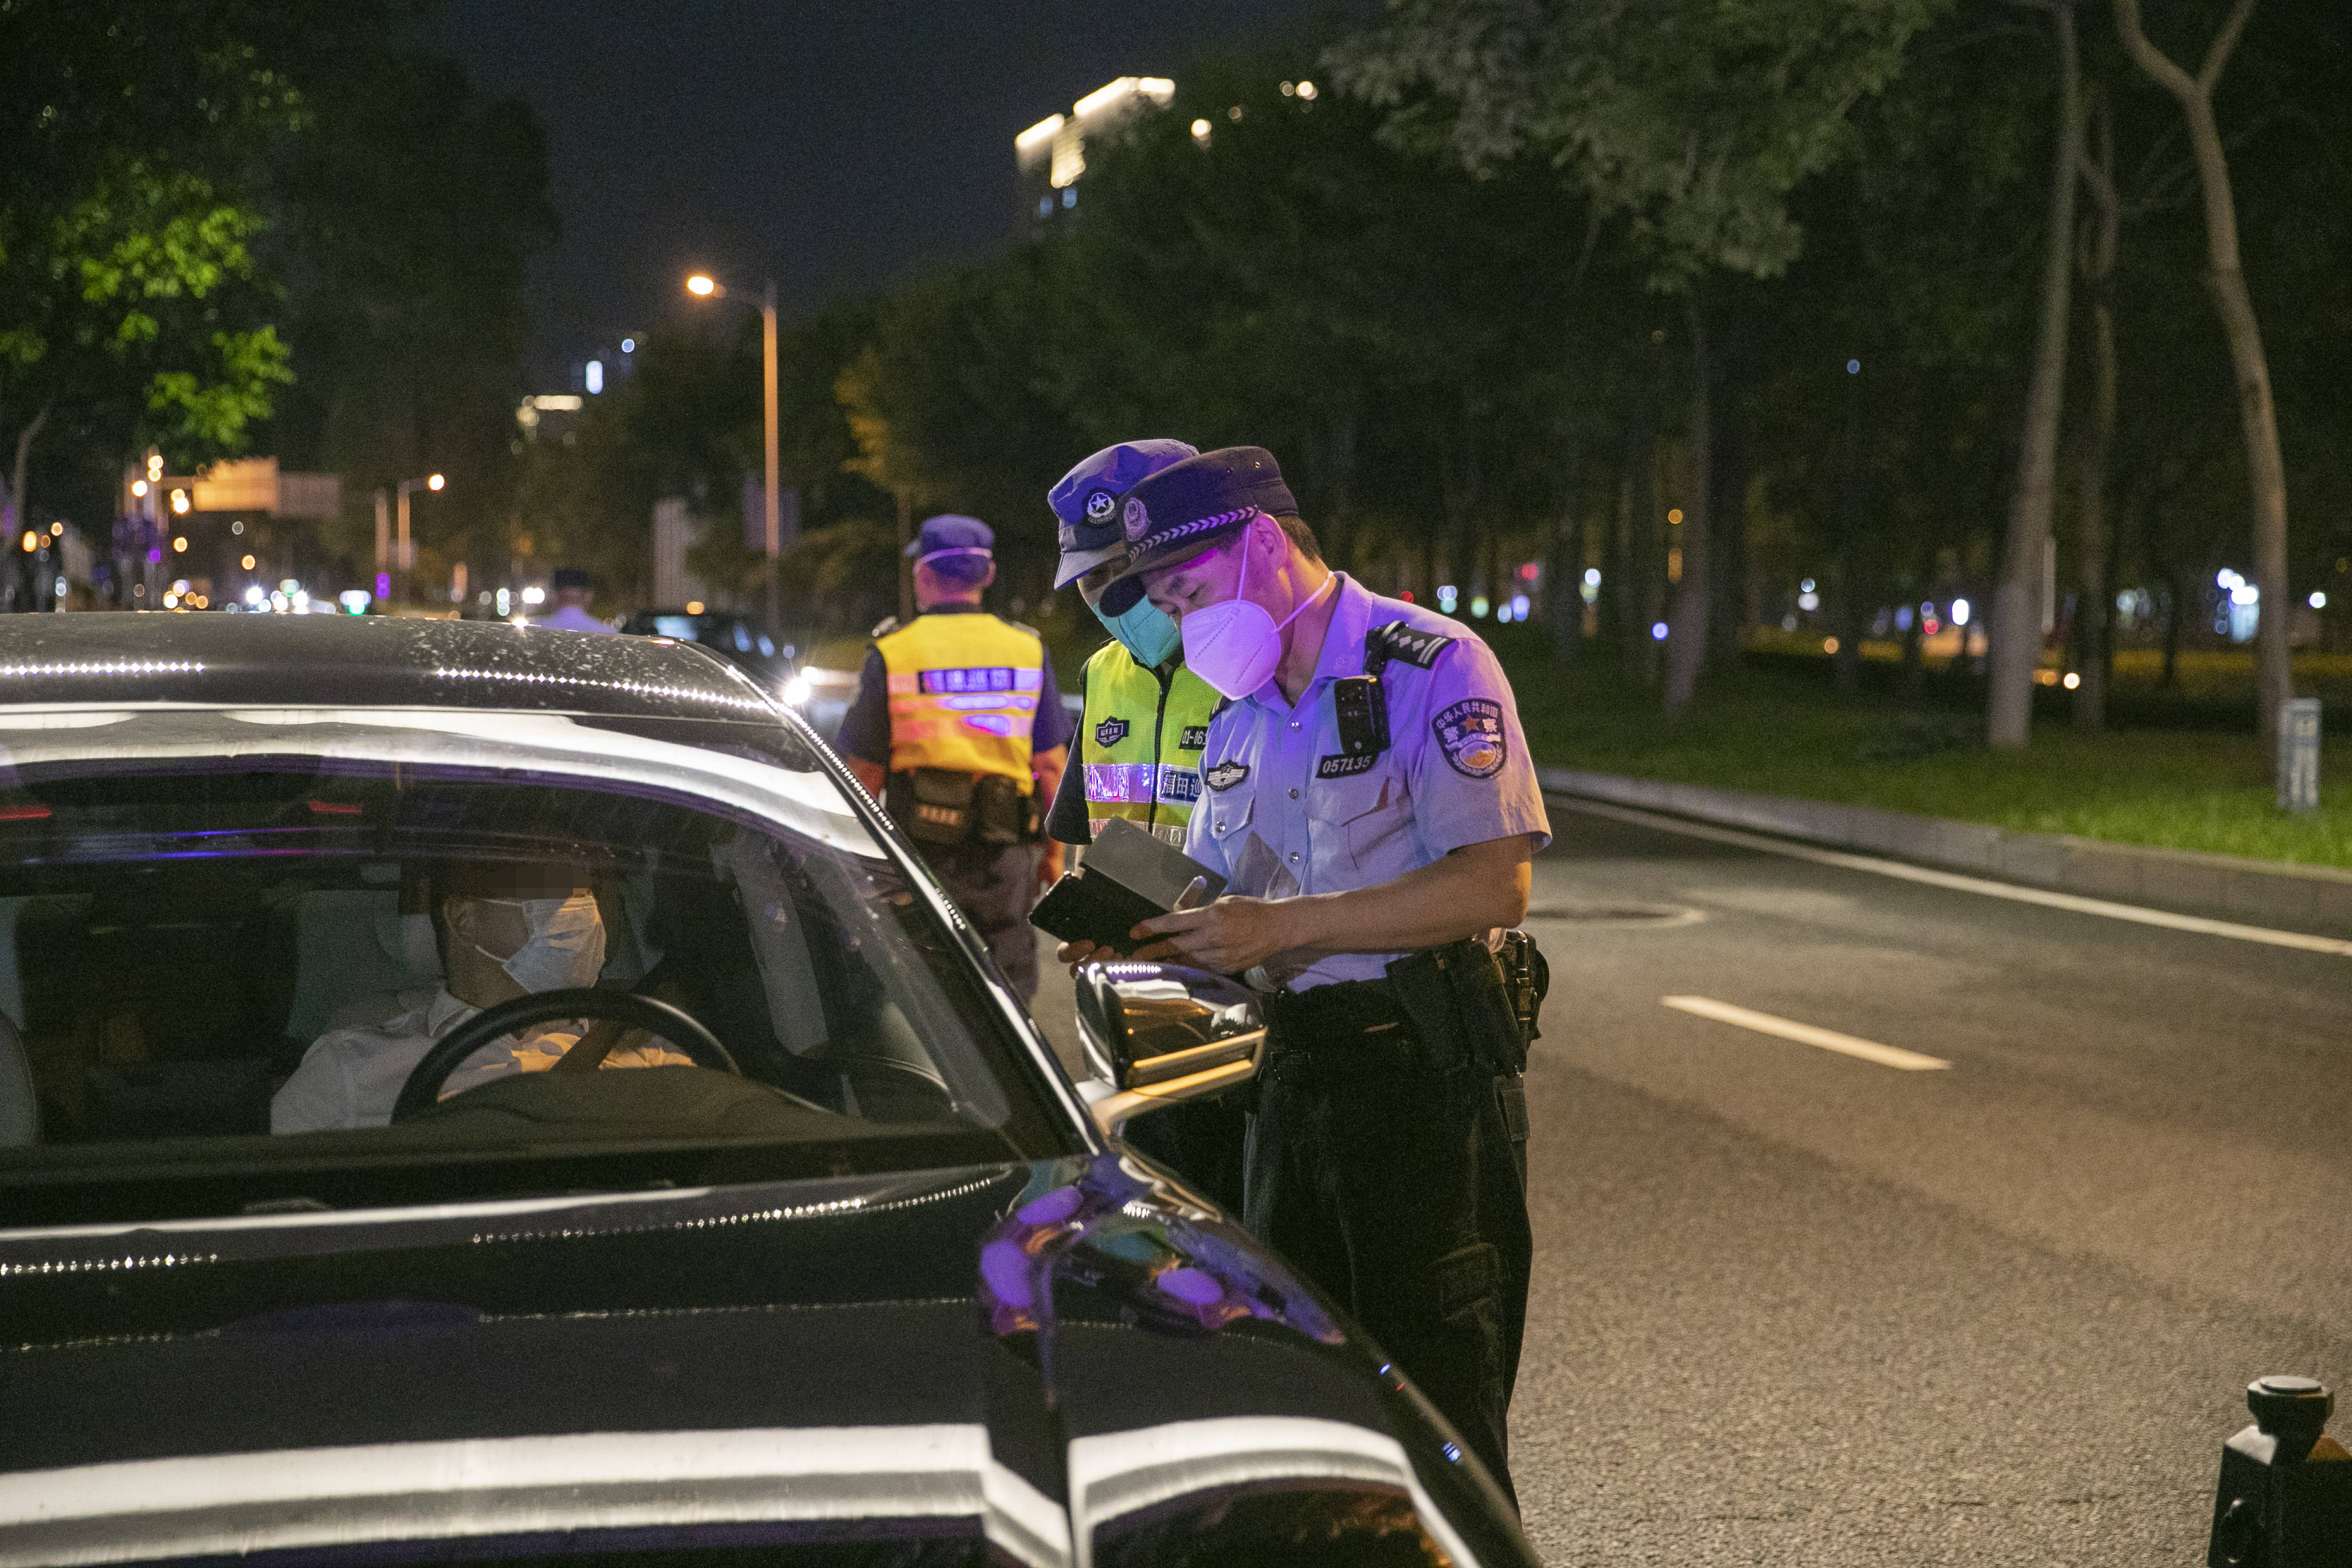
869,615,901,640
1367,619,1453,673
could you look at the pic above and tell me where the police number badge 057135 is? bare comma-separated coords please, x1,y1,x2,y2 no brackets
1434,698,1507,779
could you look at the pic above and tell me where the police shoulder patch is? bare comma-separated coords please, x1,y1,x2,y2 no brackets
1316,752,1378,778
1374,619,1452,669
1433,698,1507,779
1178,724,1209,751
1204,760,1249,792
1094,716,1130,747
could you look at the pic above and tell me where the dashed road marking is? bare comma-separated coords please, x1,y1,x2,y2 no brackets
1662,995,1953,1072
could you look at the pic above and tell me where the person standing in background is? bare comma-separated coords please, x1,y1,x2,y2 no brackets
542,569,613,633
837,515,1069,1000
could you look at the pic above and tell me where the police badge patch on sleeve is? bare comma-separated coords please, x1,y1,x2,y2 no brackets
1204,760,1249,791
1433,699,1507,779
1094,717,1130,747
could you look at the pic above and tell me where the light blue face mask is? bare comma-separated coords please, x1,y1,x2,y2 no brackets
1086,573,1182,668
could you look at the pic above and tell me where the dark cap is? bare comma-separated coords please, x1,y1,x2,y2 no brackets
550,567,592,591
905,513,994,562
1046,439,1199,588
1110,446,1297,580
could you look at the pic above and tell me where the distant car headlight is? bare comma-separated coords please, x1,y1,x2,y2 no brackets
782,674,812,707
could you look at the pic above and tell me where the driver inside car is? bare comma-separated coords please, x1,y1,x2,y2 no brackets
271,864,689,1134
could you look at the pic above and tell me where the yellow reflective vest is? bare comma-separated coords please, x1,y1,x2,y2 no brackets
875,611,1048,790
1079,641,1218,846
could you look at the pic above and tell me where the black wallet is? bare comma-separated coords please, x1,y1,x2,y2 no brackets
1029,818,1229,954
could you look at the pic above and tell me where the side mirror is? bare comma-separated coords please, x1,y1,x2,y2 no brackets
1075,962,1264,1138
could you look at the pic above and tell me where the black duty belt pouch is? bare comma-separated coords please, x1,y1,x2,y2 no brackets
971,772,1034,846
1388,939,1527,1077
889,768,978,846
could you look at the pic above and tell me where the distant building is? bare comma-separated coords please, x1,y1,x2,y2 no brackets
1015,76,1174,229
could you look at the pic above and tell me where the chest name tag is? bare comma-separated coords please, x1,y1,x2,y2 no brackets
1316,752,1379,778
1179,724,1209,751
1204,761,1250,792
1094,716,1130,747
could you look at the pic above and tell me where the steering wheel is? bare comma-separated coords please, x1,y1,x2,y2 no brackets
391,987,738,1122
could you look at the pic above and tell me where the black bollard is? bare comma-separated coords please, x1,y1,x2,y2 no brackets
2208,1375,2352,1567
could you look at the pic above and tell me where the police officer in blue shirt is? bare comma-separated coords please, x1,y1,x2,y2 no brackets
1066,445,1547,1504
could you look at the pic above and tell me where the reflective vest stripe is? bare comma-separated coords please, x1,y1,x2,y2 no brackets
875,613,1048,787
1079,642,1218,839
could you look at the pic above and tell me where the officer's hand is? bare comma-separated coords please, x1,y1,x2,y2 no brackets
1129,896,1297,975
1057,938,1109,976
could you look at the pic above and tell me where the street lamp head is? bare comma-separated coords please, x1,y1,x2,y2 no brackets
685,274,719,298
428,473,446,491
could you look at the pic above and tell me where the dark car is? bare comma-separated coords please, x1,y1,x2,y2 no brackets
0,615,1534,1568
618,607,801,689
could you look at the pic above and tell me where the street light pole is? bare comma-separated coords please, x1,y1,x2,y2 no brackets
761,279,781,637
689,271,785,637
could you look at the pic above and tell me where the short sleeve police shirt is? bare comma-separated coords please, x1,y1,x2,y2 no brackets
1183,574,1550,992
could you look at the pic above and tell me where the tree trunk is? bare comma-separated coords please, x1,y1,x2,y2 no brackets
2074,86,2119,735
1708,378,1750,672
7,407,52,548
1617,363,1653,679
1988,0,2083,750
1833,367,1865,695
1664,303,1712,716
2112,0,2290,748
1549,430,1584,664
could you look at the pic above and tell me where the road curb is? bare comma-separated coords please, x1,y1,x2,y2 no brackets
1537,766,2352,934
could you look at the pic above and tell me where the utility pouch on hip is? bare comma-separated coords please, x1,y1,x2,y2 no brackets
1391,938,1528,1077
1385,946,1475,1076
1498,928,1550,1050
889,768,978,846
971,771,1035,846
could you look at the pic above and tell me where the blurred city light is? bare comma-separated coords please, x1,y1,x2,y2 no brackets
244,585,266,607
2063,672,2081,689
621,338,636,353
16,532,33,554
1952,598,1971,625
1824,637,1841,653
131,480,148,497
2313,591,2330,609
428,473,445,491
1295,80,1317,100
782,674,812,707
1650,621,1668,640
521,585,547,605
685,274,718,297
586,359,603,394
1582,567,1601,587
172,536,187,552
1190,119,1212,147
170,489,190,514
1510,594,1531,620
242,554,256,570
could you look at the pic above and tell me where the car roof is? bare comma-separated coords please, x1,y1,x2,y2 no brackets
0,614,779,719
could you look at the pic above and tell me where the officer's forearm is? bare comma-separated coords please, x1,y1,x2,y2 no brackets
1280,834,1532,956
1032,746,1067,817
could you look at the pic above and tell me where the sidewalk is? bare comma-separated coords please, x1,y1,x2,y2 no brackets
1538,766,2352,936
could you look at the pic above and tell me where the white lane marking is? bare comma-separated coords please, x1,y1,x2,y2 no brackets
1550,795,2352,960
1662,995,1952,1072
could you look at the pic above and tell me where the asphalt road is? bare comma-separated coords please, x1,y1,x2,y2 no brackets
1030,798,2352,1566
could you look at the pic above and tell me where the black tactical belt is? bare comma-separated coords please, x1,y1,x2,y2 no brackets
1264,976,1411,1046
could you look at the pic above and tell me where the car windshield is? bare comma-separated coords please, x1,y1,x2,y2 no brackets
0,705,1079,1226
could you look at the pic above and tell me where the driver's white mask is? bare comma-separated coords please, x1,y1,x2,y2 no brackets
468,894,606,993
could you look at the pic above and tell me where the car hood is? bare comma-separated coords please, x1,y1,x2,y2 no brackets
0,1154,1531,1567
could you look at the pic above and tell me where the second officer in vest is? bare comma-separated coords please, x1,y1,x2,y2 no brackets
1040,438,1245,1213
837,515,1072,1001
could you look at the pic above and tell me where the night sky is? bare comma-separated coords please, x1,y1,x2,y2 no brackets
420,1,1342,386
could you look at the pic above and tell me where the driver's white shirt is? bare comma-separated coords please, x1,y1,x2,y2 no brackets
273,990,698,1134
272,990,530,1135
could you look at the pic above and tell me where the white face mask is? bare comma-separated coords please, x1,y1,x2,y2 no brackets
467,894,606,993
1178,526,1320,700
